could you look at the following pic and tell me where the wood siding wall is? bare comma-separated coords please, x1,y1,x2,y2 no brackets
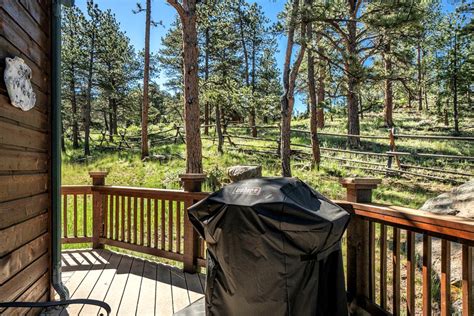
0,0,52,313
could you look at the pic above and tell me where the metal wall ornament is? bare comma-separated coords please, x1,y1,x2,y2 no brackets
4,56,36,111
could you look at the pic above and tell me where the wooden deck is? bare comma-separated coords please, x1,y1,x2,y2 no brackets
60,249,205,315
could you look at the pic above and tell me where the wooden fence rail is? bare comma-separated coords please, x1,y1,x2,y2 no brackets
61,173,473,315
218,124,473,182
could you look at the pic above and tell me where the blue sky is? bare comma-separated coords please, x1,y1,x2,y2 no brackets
75,0,458,113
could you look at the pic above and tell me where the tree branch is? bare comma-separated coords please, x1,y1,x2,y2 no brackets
166,0,185,19
315,30,345,54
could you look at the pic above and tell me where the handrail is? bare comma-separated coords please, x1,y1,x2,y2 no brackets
335,201,474,246
92,185,209,200
60,175,473,315
61,185,92,194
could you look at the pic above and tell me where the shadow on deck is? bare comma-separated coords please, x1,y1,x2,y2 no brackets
60,249,205,315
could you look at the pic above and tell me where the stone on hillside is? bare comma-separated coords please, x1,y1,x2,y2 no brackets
227,165,262,182
420,180,474,218
418,180,474,314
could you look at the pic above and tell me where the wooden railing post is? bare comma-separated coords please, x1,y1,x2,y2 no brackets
90,171,108,249
180,173,206,273
340,177,381,311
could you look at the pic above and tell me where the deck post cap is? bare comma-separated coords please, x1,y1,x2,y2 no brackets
339,177,382,186
89,171,108,185
89,171,109,177
179,173,207,192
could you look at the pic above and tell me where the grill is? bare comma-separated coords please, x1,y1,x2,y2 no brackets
187,177,350,315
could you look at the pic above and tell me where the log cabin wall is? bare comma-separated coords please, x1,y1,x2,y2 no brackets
0,0,52,312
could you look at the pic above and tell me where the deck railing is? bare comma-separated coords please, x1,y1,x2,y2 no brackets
61,172,473,315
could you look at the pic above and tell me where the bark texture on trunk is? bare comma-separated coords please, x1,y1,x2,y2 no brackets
141,0,151,159
215,104,223,154
168,0,203,173
417,42,423,111
251,38,257,137
70,71,80,149
383,43,394,127
307,20,320,168
453,32,459,134
345,0,360,148
317,38,326,130
204,27,210,136
108,98,113,141
61,120,66,153
280,0,307,177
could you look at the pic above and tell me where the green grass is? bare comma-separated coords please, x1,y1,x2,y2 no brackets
62,110,473,209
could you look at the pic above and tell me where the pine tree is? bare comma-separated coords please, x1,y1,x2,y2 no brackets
167,0,203,174
280,0,309,177
62,6,87,149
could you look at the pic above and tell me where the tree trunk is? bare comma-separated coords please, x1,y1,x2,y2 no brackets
61,120,66,153
236,3,257,138
417,42,423,111
70,71,80,149
453,32,459,134
178,0,203,173
250,38,257,137
141,0,151,159
112,99,117,134
383,42,394,127
215,104,223,154
317,39,325,130
444,100,449,126
345,0,360,148
103,109,108,136
307,20,320,168
84,30,95,156
280,0,307,177
204,27,210,136
424,85,429,110
108,98,114,141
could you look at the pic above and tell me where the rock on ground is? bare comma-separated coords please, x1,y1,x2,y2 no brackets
227,165,262,182
420,180,474,218
418,179,474,314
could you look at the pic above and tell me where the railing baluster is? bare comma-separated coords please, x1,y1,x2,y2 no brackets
393,227,400,316
134,197,138,244
380,224,387,309
406,231,416,316
103,194,108,239
73,194,78,237
422,235,432,316
154,199,158,248
115,195,120,241
147,198,151,247
169,200,173,252
462,244,472,316
161,200,165,250
83,193,87,237
441,239,451,316
140,197,145,245
368,221,375,301
109,194,114,239
176,201,181,254
121,195,125,241
63,194,68,238
127,196,131,243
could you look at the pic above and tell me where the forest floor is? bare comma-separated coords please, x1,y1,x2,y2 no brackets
62,109,473,208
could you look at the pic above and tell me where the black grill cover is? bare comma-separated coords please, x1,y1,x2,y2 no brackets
188,177,350,316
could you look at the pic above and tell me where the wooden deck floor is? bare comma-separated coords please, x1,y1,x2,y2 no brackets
60,249,205,316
